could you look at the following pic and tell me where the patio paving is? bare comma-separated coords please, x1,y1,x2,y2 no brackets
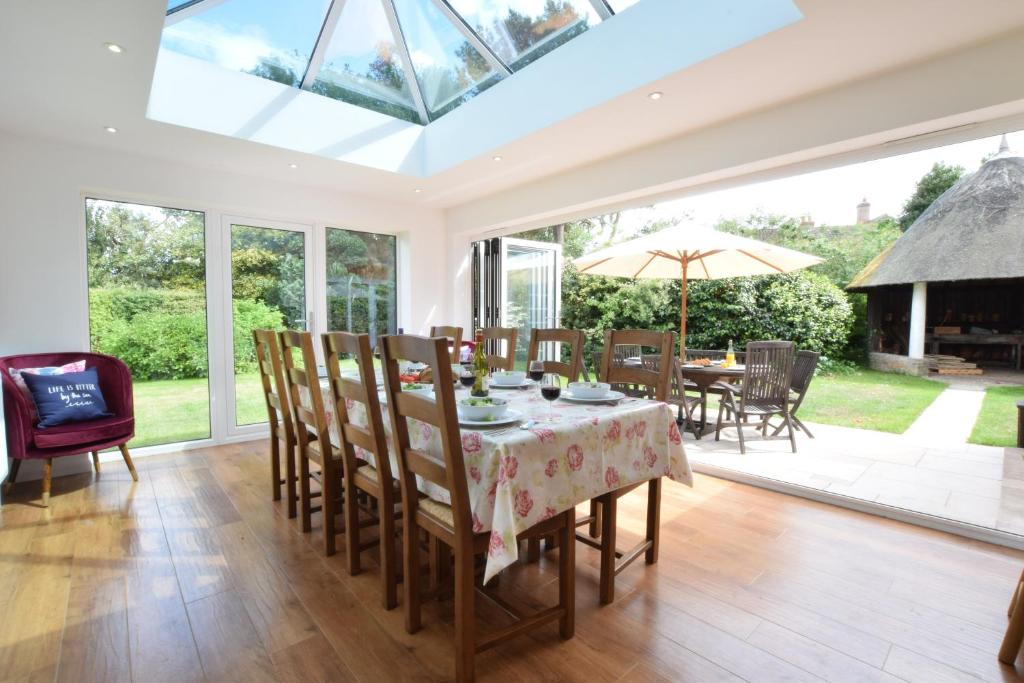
685,396,1024,538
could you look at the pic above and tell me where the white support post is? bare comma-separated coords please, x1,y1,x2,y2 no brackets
909,281,927,359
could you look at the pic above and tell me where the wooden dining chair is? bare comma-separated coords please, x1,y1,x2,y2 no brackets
770,349,820,439
380,334,575,682
1000,568,1024,664
714,341,796,454
579,329,674,604
429,326,463,363
280,330,344,555
481,326,517,371
528,328,585,382
252,329,297,519
322,331,401,609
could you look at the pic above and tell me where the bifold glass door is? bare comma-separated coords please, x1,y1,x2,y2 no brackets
225,218,314,432
473,236,561,369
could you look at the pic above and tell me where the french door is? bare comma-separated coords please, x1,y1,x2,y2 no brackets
222,215,315,435
473,237,561,369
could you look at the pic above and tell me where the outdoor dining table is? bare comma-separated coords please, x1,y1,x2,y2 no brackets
319,379,692,583
678,363,745,437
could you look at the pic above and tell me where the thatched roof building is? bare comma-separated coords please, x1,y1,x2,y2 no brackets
849,136,1024,375
849,136,1024,289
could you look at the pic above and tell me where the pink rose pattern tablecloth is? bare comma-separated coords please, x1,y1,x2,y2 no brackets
321,383,692,582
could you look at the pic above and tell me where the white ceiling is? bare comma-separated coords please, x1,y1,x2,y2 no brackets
2,0,1024,216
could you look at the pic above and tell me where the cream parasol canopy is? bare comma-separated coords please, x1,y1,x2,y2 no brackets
573,225,824,357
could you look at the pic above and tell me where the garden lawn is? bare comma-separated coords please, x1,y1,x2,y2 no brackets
798,369,946,434
969,385,1024,447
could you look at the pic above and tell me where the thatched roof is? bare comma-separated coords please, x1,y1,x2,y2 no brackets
848,140,1024,290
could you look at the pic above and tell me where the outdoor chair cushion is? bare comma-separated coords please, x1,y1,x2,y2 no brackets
33,414,134,449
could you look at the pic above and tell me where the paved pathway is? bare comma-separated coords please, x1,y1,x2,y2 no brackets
903,382,986,446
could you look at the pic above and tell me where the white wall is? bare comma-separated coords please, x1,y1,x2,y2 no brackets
0,129,450,482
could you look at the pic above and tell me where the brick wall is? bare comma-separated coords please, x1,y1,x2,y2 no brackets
868,352,928,376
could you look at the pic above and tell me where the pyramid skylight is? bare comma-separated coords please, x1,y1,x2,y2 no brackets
162,0,631,124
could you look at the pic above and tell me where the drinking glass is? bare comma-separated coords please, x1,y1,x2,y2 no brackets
528,360,544,388
540,373,561,421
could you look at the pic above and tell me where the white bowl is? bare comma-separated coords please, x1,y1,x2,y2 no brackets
491,370,527,386
567,381,611,399
458,397,510,421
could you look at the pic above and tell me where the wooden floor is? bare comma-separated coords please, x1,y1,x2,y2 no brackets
2,442,1024,682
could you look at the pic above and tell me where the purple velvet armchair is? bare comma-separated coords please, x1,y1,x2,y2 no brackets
1,352,138,506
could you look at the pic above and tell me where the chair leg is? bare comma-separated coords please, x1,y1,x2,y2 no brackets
285,438,297,519
379,491,398,610
4,459,21,494
714,399,726,442
599,493,617,605
343,477,360,574
299,453,312,533
645,478,661,565
1001,573,1024,664
589,498,602,538
404,515,422,634
559,509,575,639
322,462,338,556
453,542,476,683
270,436,281,502
526,537,541,563
41,458,53,507
784,412,798,453
794,416,814,439
91,451,101,476
118,444,138,482
760,416,770,438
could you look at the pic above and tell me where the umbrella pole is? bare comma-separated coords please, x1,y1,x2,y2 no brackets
680,259,688,359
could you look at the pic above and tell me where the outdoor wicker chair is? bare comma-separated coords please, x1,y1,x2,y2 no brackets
714,341,797,453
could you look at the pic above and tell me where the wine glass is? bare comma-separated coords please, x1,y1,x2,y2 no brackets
459,367,475,391
528,360,544,389
540,373,561,421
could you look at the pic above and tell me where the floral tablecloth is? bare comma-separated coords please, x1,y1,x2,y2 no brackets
321,382,692,582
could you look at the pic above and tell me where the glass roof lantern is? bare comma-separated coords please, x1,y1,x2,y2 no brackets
162,0,631,124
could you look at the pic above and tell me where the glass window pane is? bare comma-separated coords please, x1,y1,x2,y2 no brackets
161,0,332,87
326,228,397,345
448,0,601,70
392,0,504,119
167,0,193,11
310,0,421,124
231,225,306,426
86,199,211,447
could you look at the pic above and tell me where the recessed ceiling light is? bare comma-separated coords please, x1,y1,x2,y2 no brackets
104,126,118,133
104,43,124,54
648,91,663,101
492,155,503,162
288,163,298,169
413,188,423,193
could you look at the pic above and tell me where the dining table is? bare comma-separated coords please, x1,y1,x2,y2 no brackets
320,378,692,583
677,363,745,437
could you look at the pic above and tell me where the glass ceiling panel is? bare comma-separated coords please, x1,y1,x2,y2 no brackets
448,0,601,70
392,0,505,120
310,0,421,124
167,0,194,10
161,0,332,87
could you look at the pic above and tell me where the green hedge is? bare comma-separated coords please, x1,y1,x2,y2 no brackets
90,288,284,380
561,268,853,364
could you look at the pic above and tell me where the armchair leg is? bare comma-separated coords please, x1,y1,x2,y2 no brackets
91,451,101,475
118,444,138,482
41,458,53,507
3,459,20,495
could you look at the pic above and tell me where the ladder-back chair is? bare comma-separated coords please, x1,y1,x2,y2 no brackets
280,330,343,555
429,326,463,363
252,329,297,518
527,328,584,382
322,331,401,609
380,334,575,682
481,326,517,372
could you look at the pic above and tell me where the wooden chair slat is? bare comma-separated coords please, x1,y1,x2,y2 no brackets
394,392,442,427
404,448,449,488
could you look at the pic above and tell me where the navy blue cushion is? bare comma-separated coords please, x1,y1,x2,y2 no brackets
21,368,112,428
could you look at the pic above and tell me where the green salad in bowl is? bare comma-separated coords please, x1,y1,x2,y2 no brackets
457,396,509,421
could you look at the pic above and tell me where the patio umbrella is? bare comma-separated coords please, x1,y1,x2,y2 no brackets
573,225,824,357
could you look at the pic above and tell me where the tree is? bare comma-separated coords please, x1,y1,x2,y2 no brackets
899,162,964,231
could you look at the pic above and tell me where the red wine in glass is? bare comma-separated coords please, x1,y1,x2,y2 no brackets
460,373,475,388
541,385,561,401
528,360,544,383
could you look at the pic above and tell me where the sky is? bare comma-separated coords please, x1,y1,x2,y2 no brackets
620,129,1021,232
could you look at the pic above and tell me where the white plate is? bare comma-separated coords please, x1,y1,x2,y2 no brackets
560,390,626,404
489,380,535,389
459,409,522,428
